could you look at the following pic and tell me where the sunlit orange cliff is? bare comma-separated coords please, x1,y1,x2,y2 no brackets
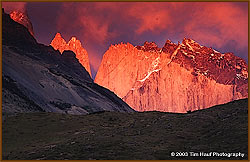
10,10,34,36
95,38,248,113
50,33,92,77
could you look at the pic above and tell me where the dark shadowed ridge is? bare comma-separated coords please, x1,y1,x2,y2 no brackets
2,8,134,115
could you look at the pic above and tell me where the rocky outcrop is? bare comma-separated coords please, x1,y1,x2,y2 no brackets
50,33,92,77
2,10,134,115
95,39,248,113
10,10,34,36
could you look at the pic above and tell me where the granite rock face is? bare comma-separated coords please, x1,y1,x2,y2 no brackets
10,10,34,36
95,39,248,113
50,33,92,77
2,10,134,115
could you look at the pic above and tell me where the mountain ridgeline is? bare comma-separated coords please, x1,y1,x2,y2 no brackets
9,10,35,37
2,7,248,160
50,33,92,77
4,8,248,114
2,9,134,115
95,40,248,113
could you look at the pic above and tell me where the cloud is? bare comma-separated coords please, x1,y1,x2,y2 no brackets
2,2,247,78
57,2,119,46
183,3,248,50
79,14,109,45
2,2,27,13
54,2,248,77
125,2,187,34
128,4,170,34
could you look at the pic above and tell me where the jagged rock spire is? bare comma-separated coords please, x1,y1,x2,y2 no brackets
50,33,92,77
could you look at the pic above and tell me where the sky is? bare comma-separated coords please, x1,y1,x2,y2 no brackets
2,2,248,78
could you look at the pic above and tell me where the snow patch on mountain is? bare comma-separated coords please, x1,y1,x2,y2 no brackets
139,56,161,82
139,69,161,82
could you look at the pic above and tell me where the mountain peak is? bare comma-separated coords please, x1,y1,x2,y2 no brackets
9,10,34,36
50,33,92,77
165,39,174,44
50,33,67,53
136,41,161,52
144,41,158,47
3,10,134,115
183,37,195,43
95,38,248,113
68,36,82,48
69,36,77,42
55,32,63,38
162,39,178,54
53,32,65,42
110,42,134,50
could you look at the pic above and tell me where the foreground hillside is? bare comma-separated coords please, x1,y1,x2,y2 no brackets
3,98,248,160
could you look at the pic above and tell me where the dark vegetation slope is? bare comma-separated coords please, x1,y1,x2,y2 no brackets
2,98,248,160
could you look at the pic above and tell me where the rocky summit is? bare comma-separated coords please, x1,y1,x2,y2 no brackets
2,10,134,116
95,39,248,113
50,33,92,77
9,10,34,36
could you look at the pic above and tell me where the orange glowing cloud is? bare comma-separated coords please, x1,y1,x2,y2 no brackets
54,2,247,77
2,2,247,78
56,2,247,47
79,15,109,45
57,3,119,46
183,3,248,49
127,3,171,34
2,2,27,13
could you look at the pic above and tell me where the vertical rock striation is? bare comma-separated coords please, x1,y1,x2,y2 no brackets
95,39,248,113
